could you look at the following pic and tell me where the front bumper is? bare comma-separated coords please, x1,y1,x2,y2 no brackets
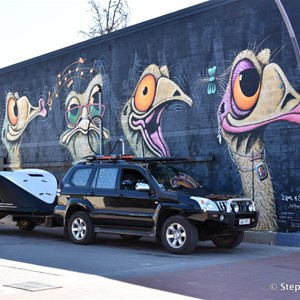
187,211,258,230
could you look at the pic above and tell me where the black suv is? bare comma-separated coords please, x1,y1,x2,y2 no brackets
54,156,257,254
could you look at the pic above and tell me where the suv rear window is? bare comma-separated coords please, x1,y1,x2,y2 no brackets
70,168,93,187
91,167,118,189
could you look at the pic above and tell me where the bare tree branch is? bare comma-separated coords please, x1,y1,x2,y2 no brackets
80,0,130,39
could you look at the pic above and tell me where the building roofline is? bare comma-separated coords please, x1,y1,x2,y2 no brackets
0,0,237,74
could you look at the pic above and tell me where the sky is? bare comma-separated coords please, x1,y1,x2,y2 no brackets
0,0,207,68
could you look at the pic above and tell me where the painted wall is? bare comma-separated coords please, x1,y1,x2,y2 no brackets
0,0,300,232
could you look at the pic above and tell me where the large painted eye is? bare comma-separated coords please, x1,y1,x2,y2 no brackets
90,105,100,118
233,68,260,110
231,59,261,117
89,85,101,106
67,104,81,126
89,85,102,118
7,97,18,126
65,97,81,127
133,74,156,112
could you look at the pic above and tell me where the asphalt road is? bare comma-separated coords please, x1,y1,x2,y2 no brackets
0,220,300,299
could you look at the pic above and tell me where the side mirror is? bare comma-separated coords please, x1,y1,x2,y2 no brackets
135,182,150,192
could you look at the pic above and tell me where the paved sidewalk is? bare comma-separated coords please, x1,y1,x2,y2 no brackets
244,230,300,247
1,216,299,299
0,259,200,300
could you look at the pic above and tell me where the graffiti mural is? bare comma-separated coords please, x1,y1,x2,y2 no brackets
1,91,47,169
195,65,227,96
60,74,110,161
121,64,192,157
218,48,300,231
0,0,299,233
50,58,110,162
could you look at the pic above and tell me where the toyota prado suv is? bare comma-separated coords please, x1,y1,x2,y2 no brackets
54,155,257,254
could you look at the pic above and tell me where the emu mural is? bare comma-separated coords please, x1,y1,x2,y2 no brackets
60,74,110,161
218,48,300,231
54,58,110,162
121,64,192,157
1,92,47,169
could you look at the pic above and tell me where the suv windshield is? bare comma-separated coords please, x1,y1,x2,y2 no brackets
149,164,201,190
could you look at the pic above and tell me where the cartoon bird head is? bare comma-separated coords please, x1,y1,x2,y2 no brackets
121,64,193,157
60,74,110,161
2,92,47,142
218,48,300,146
217,48,300,232
2,92,47,168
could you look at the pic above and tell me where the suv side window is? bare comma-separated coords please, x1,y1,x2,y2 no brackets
70,168,93,187
121,168,148,190
91,167,118,189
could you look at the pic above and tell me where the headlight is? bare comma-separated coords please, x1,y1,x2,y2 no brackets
191,197,219,212
233,203,239,213
248,203,254,212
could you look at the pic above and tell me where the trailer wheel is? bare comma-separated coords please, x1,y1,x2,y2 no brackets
17,219,37,231
68,211,96,245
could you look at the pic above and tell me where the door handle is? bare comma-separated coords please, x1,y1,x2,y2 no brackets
87,192,95,196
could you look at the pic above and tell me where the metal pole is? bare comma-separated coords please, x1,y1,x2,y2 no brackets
252,152,254,201
118,138,125,155
98,85,103,155
275,0,300,72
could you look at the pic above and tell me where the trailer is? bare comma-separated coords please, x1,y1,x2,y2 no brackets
0,169,58,230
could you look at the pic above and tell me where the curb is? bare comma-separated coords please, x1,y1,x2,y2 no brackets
244,230,300,247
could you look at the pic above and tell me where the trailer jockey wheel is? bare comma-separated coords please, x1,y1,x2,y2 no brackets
16,219,37,231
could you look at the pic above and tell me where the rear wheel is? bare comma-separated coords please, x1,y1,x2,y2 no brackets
68,211,96,245
17,219,36,231
161,215,198,254
212,231,244,248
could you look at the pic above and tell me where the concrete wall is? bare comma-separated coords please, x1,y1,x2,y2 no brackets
1,0,300,232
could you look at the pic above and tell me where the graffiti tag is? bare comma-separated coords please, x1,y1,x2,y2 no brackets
281,194,300,202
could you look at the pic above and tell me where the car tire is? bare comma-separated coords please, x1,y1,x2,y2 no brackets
17,219,36,231
161,215,198,254
212,231,244,248
68,211,96,245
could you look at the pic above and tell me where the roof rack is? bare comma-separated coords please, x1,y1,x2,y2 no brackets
132,156,188,163
81,155,188,163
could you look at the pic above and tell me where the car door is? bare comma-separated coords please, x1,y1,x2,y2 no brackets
114,166,158,228
85,166,118,226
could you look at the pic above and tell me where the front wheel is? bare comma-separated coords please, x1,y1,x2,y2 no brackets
212,231,244,248
161,215,198,254
17,219,36,231
68,211,96,245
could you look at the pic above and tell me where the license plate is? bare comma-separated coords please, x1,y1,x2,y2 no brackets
239,218,250,225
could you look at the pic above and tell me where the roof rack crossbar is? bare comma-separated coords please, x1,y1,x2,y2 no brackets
81,155,188,163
